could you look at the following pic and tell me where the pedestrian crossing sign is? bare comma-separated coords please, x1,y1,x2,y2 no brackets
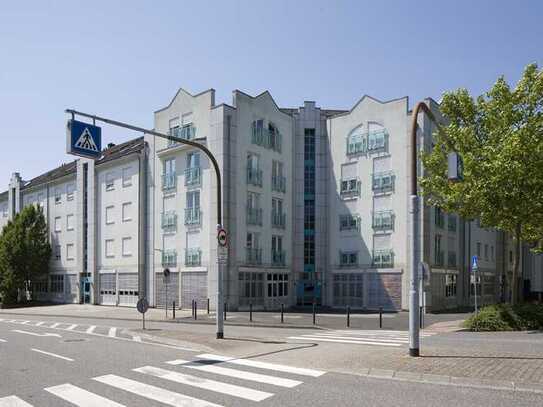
67,119,102,159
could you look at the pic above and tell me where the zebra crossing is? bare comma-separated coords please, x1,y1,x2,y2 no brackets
288,329,437,347
0,353,326,406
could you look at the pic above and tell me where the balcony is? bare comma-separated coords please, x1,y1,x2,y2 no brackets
184,207,201,226
434,250,445,267
162,173,176,191
251,127,267,147
271,212,286,229
161,211,177,230
267,129,282,153
373,249,394,268
372,210,395,231
372,171,395,193
246,248,262,265
162,250,177,267
271,249,286,267
339,215,360,231
247,167,263,187
340,178,360,198
367,129,388,152
346,134,366,155
272,175,286,193
448,251,457,268
339,251,359,268
184,167,201,187
185,248,202,267
168,125,196,146
251,127,282,152
246,207,263,226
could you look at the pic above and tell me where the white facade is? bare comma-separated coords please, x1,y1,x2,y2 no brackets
1,87,541,310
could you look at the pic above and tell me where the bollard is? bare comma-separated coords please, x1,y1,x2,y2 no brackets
250,303,253,322
172,301,176,320
224,302,227,321
347,305,350,328
419,306,423,329
379,307,383,329
194,300,198,320
281,303,284,323
312,302,316,325
207,298,210,314
191,300,195,319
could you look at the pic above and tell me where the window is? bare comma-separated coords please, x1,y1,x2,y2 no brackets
372,171,395,193
373,249,394,267
339,251,358,267
271,198,285,229
66,243,75,261
105,172,115,191
239,272,264,305
434,235,443,265
66,214,75,231
122,202,132,222
267,273,288,297
50,275,64,293
185,191,200,225
247,153,262,186
304,234,315,267
247,192,262,226
268,122,282,152
372,210,394,231
339,214,360,231
484,244,489,261
246,232,261,264
185,152,201,186
477,242,482,257
272,160,286,193
367,129,387,152
251,119,265,147
122,167,132,187
105,205,115,225
271,235,285,266
37,193,45,208
54,216,62,232
164,158,176,175
448,215,457,232
122,237,132,257
333,274,364,307
54,245,61,260
105,239,115,258
340,178,360,197
54,188,62,204
445,274,457,297
435,207,444,228
66,183,75,201
347,130,366,155
491,245,495,261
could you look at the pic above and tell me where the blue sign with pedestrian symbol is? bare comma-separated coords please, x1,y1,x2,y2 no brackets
66,119,102,159
471,255,478,271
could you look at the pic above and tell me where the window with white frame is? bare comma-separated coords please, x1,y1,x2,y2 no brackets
122,237,132,257
122,202,132,222
66,183,75,201
105,205,115,225
267,273,288,297
105,239,115,258
339,214,360,231
122,167,132,187
50,275,64,293
66,243,75,260
339,251,358,267
54,216,62,232
105,172,115,191
66,214,74,231
445,274,457,297
54,187,62,204
54,245,61,260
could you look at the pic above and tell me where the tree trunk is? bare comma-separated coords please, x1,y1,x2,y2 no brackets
511,224,522,305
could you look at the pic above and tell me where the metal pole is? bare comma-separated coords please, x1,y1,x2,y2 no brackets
142,312,145,330
281,303,284,323
207,298,210,315
173,301,175,320
194,300,197,320
224,302,227,321
312,302,316,325
409,194,420,356
165,283,168,319
250,303,253,322
347,306,350,328
379,307,383,329
216,225,225,339
474,271,478,314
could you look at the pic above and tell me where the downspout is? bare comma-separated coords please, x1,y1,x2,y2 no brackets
225,115,231,303
138,146,147,300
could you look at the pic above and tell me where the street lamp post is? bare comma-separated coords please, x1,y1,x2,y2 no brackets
65,109,225,339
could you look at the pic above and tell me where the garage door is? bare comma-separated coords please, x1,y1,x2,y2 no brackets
99,273,117,305
118,273,139,307
181,272,207,309
155,272,179,309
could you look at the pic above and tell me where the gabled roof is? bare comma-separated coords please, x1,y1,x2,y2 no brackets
22,161,77,190
330,94,409,119
154,87,215,113
233,89,292,119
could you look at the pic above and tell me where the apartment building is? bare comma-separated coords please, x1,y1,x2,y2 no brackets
1,87,541,311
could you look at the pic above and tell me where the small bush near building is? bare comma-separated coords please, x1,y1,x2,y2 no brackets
464,304,543,331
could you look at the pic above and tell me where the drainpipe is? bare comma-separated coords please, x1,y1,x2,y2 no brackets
138,146,148,300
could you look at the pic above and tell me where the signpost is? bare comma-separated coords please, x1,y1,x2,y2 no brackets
137,298,149,330
472,255,479,314
163,268,170,318
216,225,227,339
66,119,102,159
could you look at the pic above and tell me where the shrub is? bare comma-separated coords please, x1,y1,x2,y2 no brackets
464,303,543,331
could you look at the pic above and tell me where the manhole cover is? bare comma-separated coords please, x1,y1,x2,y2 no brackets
63,339,87,343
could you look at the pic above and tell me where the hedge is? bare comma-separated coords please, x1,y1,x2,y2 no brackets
463,303,543,331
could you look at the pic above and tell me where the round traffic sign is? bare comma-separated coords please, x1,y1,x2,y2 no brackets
217,228,228,247
137,298,149,314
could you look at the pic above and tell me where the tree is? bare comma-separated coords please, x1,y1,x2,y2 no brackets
0,205,51,304
420,63,543,305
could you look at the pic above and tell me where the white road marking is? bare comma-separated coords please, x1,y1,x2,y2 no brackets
86,325,96,334
108,327,117,337
196,354,326,377
45,383,125,406
0,395,34,406
35,322,44,326
20,321,30,325
31,348,74,361
94,374,223,407
132,336,142,342
300,334,409,343
50,323,60,328
66,324,78,331
0,339,6,343
11,329,61,338
134,365,273,402
166,359,302,388
288,336,402,346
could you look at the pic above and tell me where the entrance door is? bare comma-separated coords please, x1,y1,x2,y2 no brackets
81,277,91,304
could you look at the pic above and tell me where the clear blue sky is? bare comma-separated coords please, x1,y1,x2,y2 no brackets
1,0,541,187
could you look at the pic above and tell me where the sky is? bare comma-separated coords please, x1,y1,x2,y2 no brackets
1,0,542,187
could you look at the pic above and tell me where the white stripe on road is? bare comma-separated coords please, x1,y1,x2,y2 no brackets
31,348,74,362
94,374,222,407
0,339,6,343
288,336,402,346
132,336,142,342
66,324,78,331
35,322,44,326
50,323,60,328
108,327,117,338
86,325,96,334
20,321,30,325
333,330,435,336
196,354,326,377
45,383,125,407
134,365,273,402
166,359,302,388
11,330,61,338
300,334,409,343
0,395,33,406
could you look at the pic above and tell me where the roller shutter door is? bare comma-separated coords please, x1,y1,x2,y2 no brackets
155,272,179,308
181,272,207,309
118,273,139,306
99,273,117,305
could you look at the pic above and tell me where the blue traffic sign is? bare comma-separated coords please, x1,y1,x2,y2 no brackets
66,119,102,159
471,255,478,270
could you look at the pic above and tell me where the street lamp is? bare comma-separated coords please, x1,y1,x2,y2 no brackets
65,109,226,339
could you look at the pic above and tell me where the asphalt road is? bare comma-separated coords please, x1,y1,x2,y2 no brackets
1,316,543,406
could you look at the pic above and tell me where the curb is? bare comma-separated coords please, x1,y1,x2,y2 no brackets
171,317,326,330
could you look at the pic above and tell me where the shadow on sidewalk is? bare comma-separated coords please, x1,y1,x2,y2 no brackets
422,355,543,361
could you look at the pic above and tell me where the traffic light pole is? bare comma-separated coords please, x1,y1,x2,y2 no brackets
65,109,225,339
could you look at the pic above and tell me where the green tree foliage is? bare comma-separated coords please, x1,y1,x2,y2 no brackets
420,63,543,305
0,205,51,304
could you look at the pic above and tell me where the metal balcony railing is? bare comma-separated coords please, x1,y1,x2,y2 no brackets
372,249,394,268
246,248,262,265
161,173,176,191
246,207,263,226
184,207,201,226
271,212,286,229
162,250,177,267
372,210,395,231
247,167,263,187
185,248,202,266
184,167,201,187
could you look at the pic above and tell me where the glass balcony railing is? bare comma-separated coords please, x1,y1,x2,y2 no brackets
252,127,282,152
340,178,360,198
367,129,388,152
168,125,196,146
184,207,201,226
162,250,177,267
372,249,394,268
185,248,202,266
162,173,176,191
271,212,286,229
161,211,177,230
271,250,286,266
247,167,263,187
246,207,263,226
246,248,262,265
372,210,395,231
271,175,286,193
372,171,395,193
184,167,201,187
